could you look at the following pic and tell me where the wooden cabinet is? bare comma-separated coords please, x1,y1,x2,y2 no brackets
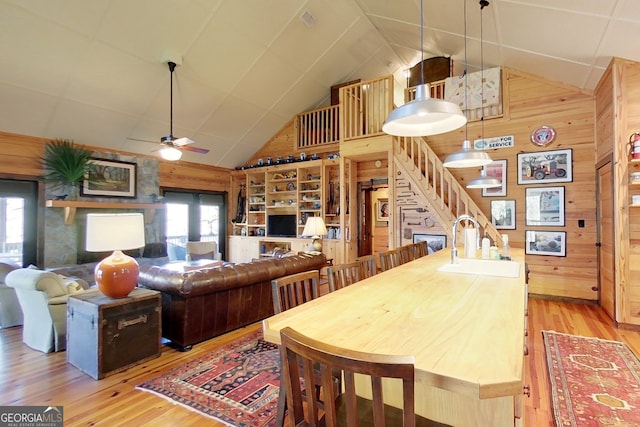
229,159,350,264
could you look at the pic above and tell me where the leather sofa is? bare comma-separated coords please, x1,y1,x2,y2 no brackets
138,252,327,351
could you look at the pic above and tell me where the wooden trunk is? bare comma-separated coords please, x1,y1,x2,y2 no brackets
67,288,161,380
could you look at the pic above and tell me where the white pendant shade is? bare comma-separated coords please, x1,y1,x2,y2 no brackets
443,140,493,168
466,169,502,189
382,84,467,137
159,145,182,161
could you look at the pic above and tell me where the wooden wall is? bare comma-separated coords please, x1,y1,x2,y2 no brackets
423,68,598,300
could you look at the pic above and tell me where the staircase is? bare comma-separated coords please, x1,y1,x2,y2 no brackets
393,135,503,247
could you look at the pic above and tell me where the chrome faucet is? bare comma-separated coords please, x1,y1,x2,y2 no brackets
451,214,480,264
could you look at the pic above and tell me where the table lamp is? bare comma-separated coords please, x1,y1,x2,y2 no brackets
86,213,145,299
302,216,327,253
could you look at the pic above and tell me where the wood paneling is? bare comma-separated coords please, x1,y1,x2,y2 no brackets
422,68,597,300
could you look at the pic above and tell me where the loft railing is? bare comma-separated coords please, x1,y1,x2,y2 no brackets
294,76,394,149
394,135,503,246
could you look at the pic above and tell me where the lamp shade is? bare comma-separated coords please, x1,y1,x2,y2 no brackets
86,213,145,252
466,169,502,189
443,140,493,168
86,213,145,299
302,216,327,238
382,84,467,137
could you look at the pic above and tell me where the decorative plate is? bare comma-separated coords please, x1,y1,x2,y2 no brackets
530,125,556,147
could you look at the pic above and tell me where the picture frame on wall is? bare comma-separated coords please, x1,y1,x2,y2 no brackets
375,198,389,222
412,234,447,254
525,186,565,226
491,199,516,229
81,159,137,198
482,159,507,197
525,230,566,257
517,148,572,185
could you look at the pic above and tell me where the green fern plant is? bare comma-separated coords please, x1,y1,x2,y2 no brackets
41,139,93,190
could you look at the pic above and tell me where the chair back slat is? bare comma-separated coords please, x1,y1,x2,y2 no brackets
327,261,361,292
379,249,402,272
356,254,378,278
271,270,320,314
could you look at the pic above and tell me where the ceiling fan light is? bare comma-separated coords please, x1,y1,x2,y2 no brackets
382,84,467,136
159,145,182,161
443,140,493,168
466,169,502,189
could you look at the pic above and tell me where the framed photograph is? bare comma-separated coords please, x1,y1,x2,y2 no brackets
491,199,516,229
482,160,507,197
81,159,137,198
517,148,572,184
412,234,447,254
525,186,565,226
525,230,566,257
376,198,389,222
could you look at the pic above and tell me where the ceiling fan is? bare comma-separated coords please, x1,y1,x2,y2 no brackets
128,60,209,161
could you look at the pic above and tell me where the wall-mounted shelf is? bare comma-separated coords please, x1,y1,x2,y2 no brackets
45,200,165,224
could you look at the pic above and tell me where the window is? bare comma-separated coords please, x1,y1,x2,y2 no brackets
0,179,37,266
163,191,226,261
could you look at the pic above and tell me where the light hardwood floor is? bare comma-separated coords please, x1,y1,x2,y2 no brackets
0,297,635,426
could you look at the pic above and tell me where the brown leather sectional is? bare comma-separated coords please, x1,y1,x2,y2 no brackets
138,252,326,351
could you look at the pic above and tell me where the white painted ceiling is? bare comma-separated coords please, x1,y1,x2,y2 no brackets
1,0,639,168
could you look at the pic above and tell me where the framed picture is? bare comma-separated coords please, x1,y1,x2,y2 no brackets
482,159,507,197
81,159,137,198
491,199,516,229
517,148,572,184
525,230,566,257
525,186,565,226
412,234,447,254
376,198,389,222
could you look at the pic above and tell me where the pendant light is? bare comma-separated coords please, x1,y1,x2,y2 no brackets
465,0,500,188
382,0,466,137
444,0,493,169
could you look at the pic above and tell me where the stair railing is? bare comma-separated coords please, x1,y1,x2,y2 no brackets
394,135,503,247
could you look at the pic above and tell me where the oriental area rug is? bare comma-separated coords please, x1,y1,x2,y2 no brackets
137,329,280,427
543,330,640,426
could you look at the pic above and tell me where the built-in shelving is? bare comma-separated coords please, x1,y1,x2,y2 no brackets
45,200,164,224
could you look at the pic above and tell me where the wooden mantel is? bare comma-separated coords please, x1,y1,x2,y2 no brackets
45,200,165,224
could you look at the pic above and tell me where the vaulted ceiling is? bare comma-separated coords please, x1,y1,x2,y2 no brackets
1,0,639,168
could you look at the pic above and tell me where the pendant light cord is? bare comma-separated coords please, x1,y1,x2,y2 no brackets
480,1,489,139
463,0,468,142
420,0,425,87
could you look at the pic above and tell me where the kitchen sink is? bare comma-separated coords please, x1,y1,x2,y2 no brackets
437,257,521,278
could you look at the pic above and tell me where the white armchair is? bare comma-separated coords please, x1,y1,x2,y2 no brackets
5,268,91,353
0,262,22,328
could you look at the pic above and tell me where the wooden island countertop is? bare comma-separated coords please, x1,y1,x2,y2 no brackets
262,248,527,427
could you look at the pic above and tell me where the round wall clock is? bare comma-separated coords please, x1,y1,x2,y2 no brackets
530,125,556,146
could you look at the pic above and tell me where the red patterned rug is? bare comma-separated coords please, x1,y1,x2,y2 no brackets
137,329,280,426
543,331,640,426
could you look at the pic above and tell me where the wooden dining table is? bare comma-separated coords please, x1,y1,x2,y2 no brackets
262,248,527,427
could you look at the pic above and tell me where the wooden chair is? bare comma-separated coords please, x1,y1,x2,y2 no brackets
271,270,320,314
326,261,361,292
413,240,429,258
399,245,414,264
271,270,339,426
280,326,447,427
356,254,378,279
378,249,402,272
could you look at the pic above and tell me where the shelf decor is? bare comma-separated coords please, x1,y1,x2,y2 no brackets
41,139,93,200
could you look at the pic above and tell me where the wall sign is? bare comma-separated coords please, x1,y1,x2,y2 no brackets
473,135,514,150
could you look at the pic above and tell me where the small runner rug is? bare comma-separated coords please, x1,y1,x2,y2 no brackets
136,329,280,427
543,330,640,426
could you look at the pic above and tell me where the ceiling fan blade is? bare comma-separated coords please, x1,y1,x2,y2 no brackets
127,137,158,144
181,145,209,154
173,137,195,146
